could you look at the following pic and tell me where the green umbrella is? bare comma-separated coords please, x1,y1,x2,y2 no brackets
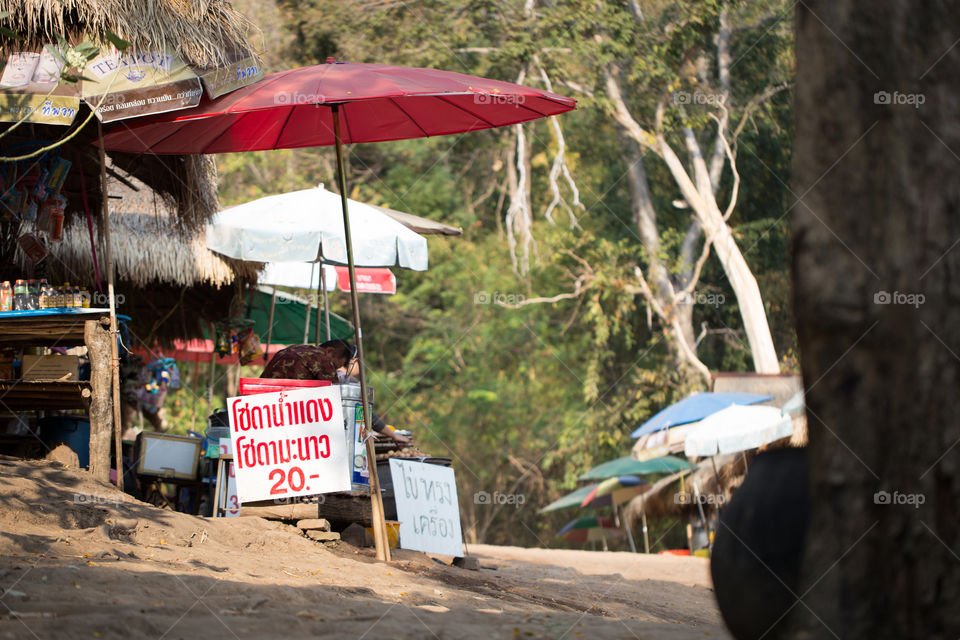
539,483,599,513
246,286,353,344
579,455,695,481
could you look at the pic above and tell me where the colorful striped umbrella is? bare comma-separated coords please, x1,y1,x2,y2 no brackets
580,475,649,508
556,516,623,543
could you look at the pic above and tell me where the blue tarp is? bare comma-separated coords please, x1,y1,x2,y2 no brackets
630,391,773,438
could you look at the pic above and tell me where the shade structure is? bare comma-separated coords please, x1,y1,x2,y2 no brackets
632,424,698,462
580,476,649,508
247,286,353,344
259,263,338,291
97,58,575,563
631,391,774,438
207,185,429,269
579,455,695,482
99,61,576,154
539,483,600,514
684,404,794,457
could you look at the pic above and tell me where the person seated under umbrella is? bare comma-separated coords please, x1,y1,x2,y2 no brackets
261,339,409,445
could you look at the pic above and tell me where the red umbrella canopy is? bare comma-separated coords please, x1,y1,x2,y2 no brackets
100,60,576,154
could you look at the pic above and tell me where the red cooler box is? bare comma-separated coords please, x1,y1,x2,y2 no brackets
238,378,332,396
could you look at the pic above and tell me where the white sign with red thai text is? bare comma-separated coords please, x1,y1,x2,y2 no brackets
227,386,350,503
334,266,397,294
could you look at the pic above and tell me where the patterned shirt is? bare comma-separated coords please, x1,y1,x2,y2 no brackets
260,345,341,382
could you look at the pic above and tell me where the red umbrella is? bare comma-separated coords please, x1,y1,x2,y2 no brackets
99,60,575,154
100,60,576,563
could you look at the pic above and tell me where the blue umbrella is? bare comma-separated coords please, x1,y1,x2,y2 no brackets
630,391,773,438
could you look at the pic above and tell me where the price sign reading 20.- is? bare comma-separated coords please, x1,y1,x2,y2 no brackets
227,386,351,503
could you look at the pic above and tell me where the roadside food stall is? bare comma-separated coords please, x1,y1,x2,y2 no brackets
0,0,262,486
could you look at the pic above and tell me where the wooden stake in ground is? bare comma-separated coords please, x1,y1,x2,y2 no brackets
98,122,123,491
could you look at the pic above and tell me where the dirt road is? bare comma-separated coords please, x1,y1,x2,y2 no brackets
0,458,730,639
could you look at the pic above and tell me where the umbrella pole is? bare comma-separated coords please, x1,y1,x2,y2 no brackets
98,124,123,491
620,505,638,553
641,501,650,553
263,288,276,366
321,266,331,341
332,104,391,563
315,270,323,343
303,264,315,344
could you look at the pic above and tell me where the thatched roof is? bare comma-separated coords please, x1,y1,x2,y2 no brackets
45,173,258,288
0,0,259,246
624,454,749,522
0,0,259,68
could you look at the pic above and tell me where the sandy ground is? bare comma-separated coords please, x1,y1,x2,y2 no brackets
0,458,731,639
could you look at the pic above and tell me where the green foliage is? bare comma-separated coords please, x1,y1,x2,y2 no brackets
215,0,797,547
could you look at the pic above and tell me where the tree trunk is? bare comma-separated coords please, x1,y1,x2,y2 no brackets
85,318,113,483
789,2,960,637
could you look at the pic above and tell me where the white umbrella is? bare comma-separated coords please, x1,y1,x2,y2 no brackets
684,404,793,457
207,184,429,270
259,262,337,291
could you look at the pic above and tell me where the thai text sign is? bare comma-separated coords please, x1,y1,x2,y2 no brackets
389,459,463,557
335,266,397,294
228,386,350,503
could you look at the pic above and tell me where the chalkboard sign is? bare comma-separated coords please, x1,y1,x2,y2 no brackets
389,459,464,557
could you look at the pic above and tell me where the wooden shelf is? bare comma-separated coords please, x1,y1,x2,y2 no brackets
0,379,91,410
0,311,109,348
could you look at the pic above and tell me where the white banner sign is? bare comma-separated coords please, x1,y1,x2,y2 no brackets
389,460,463,557
228,386,350,503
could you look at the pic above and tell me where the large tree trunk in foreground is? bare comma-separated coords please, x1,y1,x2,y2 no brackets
789,2,960,637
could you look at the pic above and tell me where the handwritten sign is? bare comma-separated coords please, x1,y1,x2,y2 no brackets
389,460,463,557
227,386,350,503
217,438,240,517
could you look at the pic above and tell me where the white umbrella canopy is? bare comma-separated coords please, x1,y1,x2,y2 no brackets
207,185,429,269
259,262,337,291
684,404,793,457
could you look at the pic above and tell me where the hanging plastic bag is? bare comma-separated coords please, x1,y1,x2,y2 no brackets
238,328,263,365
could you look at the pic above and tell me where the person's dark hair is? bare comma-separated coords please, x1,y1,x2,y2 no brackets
319,339,356,361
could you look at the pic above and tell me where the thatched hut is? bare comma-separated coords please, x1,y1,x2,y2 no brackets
0,0,261,277
34,170,260,343
624,454,749,535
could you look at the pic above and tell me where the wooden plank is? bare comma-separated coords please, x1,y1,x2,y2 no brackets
236,501,320,521
0,380,91,410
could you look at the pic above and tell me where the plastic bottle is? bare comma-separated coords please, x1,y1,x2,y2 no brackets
12,280,27,311
62,282,72,308
26,279,38,310
38,279,49,309
72,285,82,308
80,287,90,308
0,281,12,311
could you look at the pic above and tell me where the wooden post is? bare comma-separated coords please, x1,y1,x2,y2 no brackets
641,501,650,554
620,504,638,553
85,318,112,482
98,123,123,491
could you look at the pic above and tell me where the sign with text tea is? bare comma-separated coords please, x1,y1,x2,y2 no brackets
228,386,350,503
389,459,464,557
